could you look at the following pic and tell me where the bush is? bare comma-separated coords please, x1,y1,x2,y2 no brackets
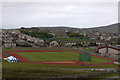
16,43,32,47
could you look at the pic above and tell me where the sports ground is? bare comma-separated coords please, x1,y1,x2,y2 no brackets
2,48,118,78
4,50,115,65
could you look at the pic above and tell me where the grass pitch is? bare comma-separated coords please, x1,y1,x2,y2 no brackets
17,52,110,64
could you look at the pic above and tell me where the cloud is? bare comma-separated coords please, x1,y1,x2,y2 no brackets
2,2,118,29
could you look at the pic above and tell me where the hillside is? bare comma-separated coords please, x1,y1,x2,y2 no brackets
33,23,119,34
3,23,119,34
84,23,119,33
37,26,81,31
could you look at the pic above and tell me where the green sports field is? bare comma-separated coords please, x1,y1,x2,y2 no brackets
17,52,110,64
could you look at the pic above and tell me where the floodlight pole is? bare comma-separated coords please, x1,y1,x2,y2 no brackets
105,40,109,57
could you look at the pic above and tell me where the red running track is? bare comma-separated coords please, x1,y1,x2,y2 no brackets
3,50,115,65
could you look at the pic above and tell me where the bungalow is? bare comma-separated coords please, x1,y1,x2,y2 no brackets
16,39,25,45
100,36,104,40
26,36,33,42
49,41,59,47
18,33,26,39
34,39,45,46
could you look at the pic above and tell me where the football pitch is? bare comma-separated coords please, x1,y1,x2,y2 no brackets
16,52,110,64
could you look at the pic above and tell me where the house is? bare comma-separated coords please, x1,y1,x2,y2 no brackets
18,33,25,39
82,41,90,46
49,33,55,37
26,36,33,42
100,36,104,40
16,39,25,45
9,30,20,35
4,42,16,48
106,37,111,41
74,30,79,33
95,41,105,46
95,32,100,36
65,42,76,47
98,45,120,60
49,41,59,47
80,40,93,46
110,37,118,45
34,39,45,46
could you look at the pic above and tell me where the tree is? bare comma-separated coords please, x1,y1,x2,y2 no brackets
97,37,100,40
2,40,4,44
89,42,98,46
76,43,83,47
66,32,71,36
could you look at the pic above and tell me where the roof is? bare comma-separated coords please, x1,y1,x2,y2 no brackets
50,41,59,44
99,45,120,51
4,42,15,44
7,56,18,60
111,45,120,50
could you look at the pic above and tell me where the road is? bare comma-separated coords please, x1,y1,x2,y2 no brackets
59,68,119,79
101,76,120,80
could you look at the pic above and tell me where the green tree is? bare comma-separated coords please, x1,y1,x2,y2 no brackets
76,43,83,47
66,32,71,36
89,42,98,46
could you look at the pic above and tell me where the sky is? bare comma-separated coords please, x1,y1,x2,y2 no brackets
2,1,118,29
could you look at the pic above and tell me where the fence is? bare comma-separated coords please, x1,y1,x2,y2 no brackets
79,50,92,61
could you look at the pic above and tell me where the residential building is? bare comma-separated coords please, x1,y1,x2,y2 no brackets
49,41,59,47
4,42,16,48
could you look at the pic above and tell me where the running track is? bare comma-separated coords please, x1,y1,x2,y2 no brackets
3,50,115,65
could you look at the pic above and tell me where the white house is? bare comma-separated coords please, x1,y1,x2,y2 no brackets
34,39,45,46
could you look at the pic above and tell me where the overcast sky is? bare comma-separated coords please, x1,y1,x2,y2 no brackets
2,2,118,29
